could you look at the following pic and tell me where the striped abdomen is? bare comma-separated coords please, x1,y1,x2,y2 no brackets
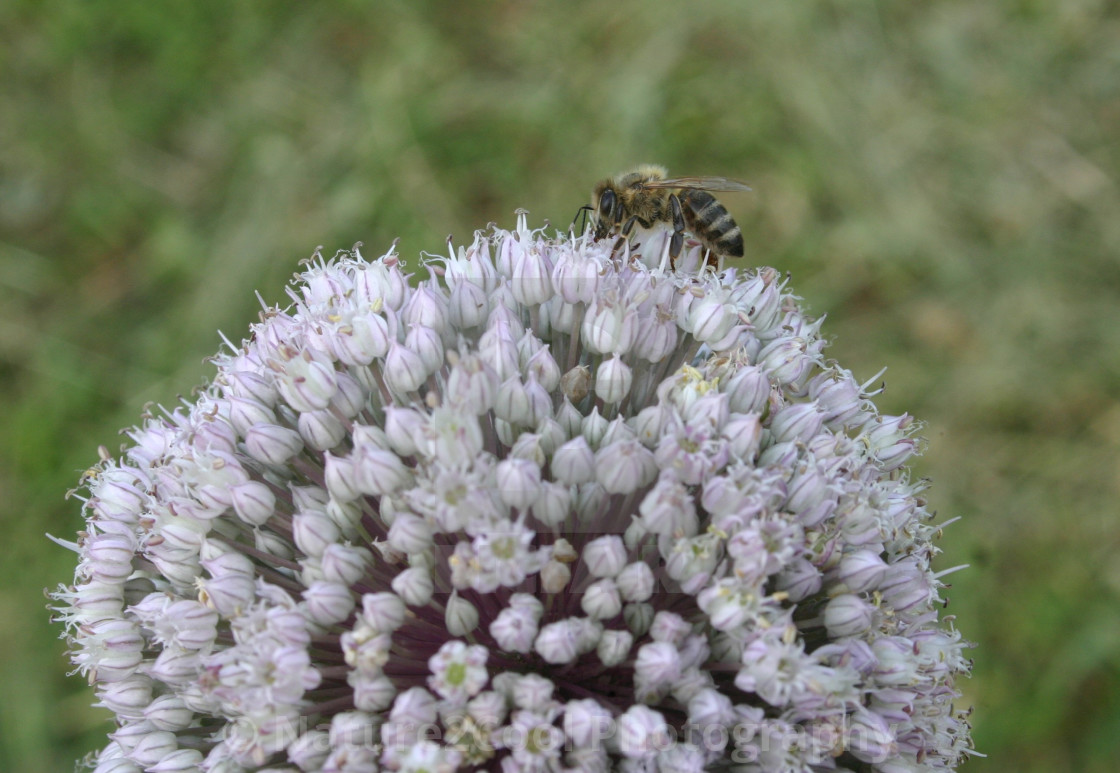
678,189,744,259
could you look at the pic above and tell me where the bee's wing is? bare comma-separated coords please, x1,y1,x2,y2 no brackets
643,176,752,193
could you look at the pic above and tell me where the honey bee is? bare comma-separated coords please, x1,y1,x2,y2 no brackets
581,164,751,268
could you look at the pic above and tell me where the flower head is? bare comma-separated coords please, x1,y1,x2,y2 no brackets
54,214,972,771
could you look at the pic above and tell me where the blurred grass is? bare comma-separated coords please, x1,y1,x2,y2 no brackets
2,1,1119,770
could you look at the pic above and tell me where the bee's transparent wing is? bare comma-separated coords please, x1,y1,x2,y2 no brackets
643,176,752,192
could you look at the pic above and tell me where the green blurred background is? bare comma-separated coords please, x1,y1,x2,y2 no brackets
3,1,1118,770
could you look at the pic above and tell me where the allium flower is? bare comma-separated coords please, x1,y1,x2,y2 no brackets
53,213,973,772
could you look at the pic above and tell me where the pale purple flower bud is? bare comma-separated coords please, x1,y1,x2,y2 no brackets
243,423,304,466
649,611,691,645
618,705,670,760
688,296,738,343
84,533,135,582
404,284,449,332
352,445,411,496
495,457,541,510
493,377,531,425
845,708,897,764
336,312,391,365
635,640,682,689
383,341,429,394
723,364,770,414
774,558,822,602
581,578,622,620
320,543,372,586
564,698,615,748
595,355,633,404
756,336,813,387
534,619,582,664
351,671,397,711
448,277,489,329
768,401,825,444
227,396,278,437
382,406,425,457
582,535,627,578
837,549,889,593
632,312,679,363
286,729,330,771
143,695,193,732
293,510,341,558
125,729,178,767
404,325,444,374
97,677,151,720
361,591,407,633
595,440,657,495
298,408,347,451
639,477,698,537
276,351,338,413
551,249,601,304
524,347,561,393
824,593,876,638
303,581,356,625
444,591,479,636
722,412,763,462
490,604,540,654
510,243,554,305
228,480,275,526
615,561,655,602
510,673,554,712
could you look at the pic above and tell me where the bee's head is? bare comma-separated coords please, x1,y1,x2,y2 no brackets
591,179,619,238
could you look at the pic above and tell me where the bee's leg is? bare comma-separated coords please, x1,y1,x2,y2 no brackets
621,215,640,237
571,205,593,236
668,194,686,266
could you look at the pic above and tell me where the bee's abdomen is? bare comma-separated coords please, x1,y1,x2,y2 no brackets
679,189,744,258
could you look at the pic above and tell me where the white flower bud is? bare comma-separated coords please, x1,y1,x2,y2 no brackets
388,513,433,554
531,480,572,527
551,436,595,485
723,364,770,414
405,325,444,374
580,578,622,620
563,698,615,748
582,535,627,578
495,458,541,510
769,401,825,444
145,748,203,772
595,439,657,495
534,619,581,664
594,354,633,404
362,591,407,633
444,591,479,636
292,511,340,558
391,567,434,606
618,705,670,760
615,561,655,602
539,559,571,594
384,342,429,394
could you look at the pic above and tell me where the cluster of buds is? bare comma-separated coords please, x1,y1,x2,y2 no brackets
53,214,972,772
